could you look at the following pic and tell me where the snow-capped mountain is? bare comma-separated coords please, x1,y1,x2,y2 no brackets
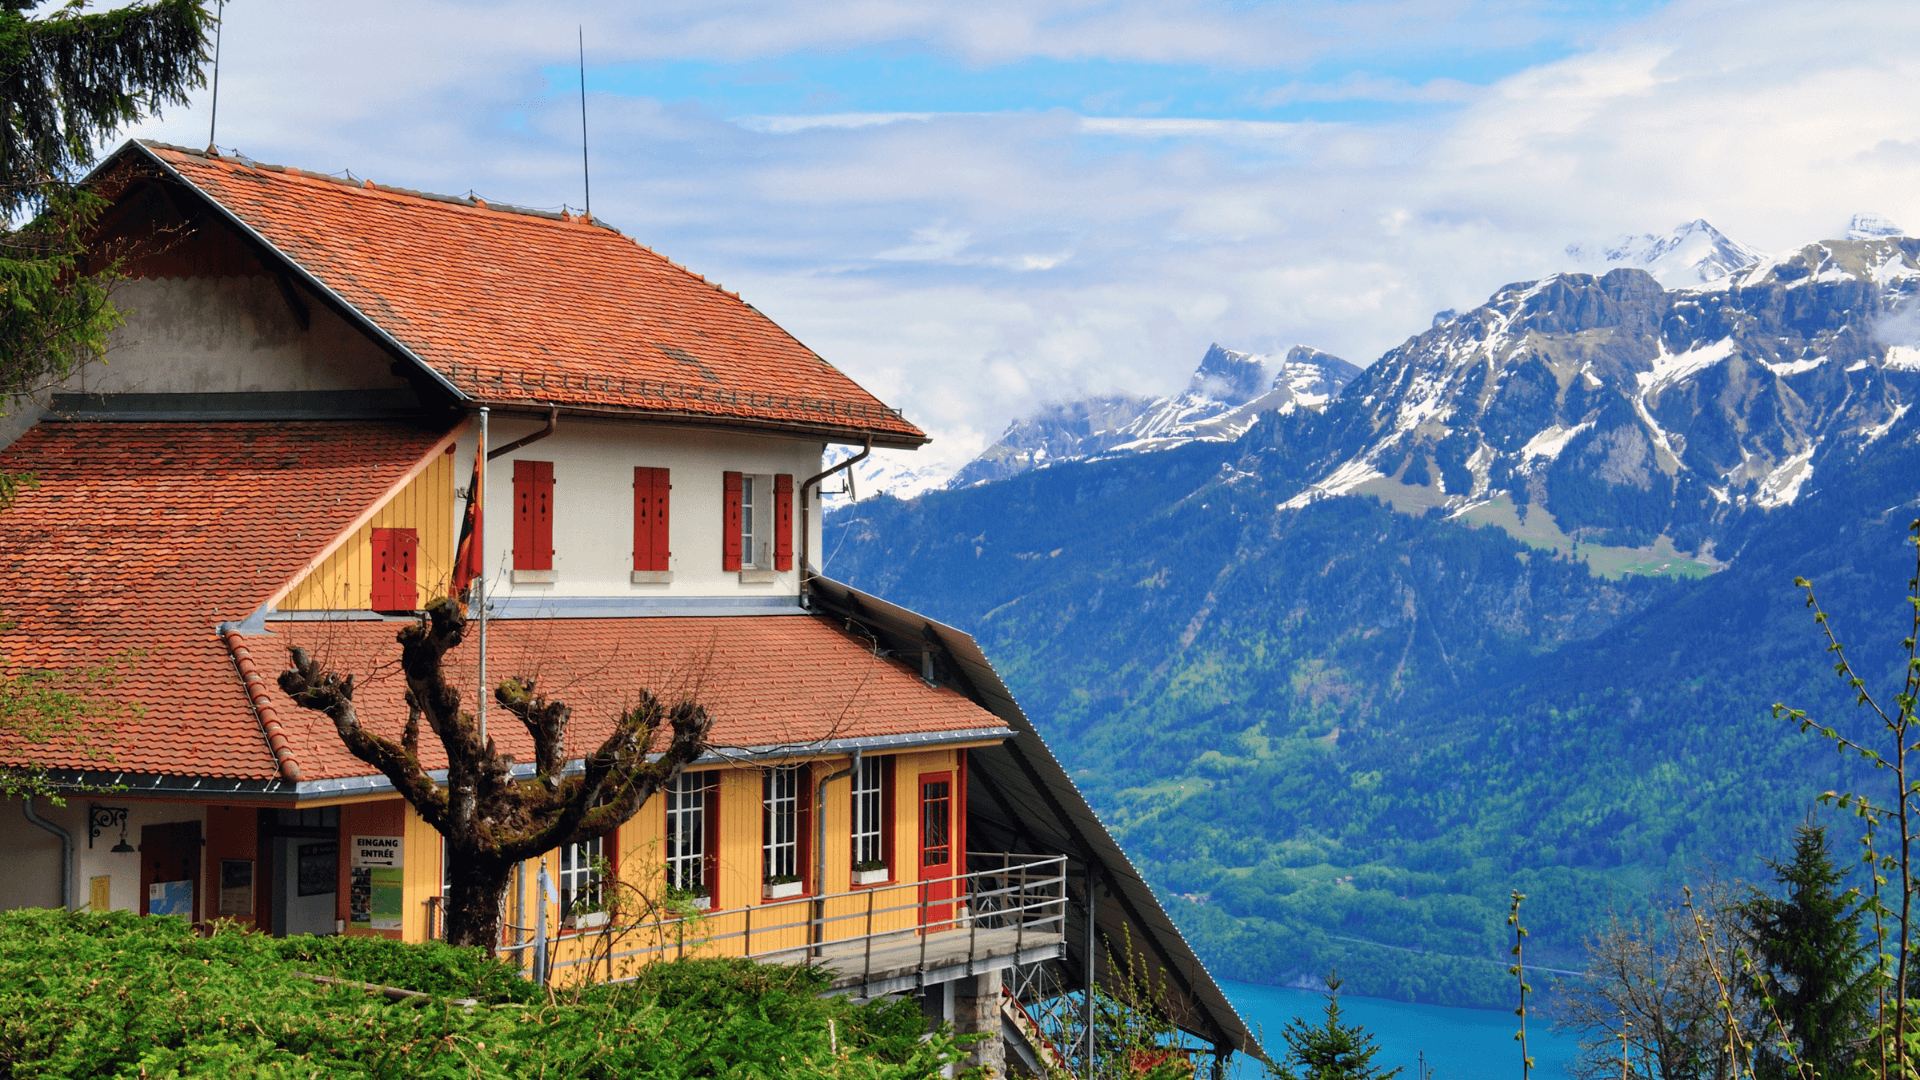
945,344,1359,489
1565,218,1763,288
1282,229,1920,549
1847,211,1905,240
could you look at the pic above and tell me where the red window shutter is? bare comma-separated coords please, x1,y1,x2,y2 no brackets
371,527,419,610
516,460,555,571
633,467,671,572
722,471,743,571
513,460,535,571
773,474,794,571
653,469,672,572
371,528,395,609
532,461,554,571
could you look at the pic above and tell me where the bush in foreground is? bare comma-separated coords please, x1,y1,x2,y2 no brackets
0,909,964,1079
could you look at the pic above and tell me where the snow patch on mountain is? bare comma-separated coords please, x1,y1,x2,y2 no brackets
1566,219,1763,289
1885,346,1920,372
1754,447,1816,509
1848,212,1906,240
1521,423,1592,462
1281,459,1383,510
1638,338,1737,394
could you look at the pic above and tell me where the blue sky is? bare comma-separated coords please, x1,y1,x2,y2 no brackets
126,0,1920,485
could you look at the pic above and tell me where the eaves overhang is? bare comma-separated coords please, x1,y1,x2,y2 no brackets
34,725,1012,805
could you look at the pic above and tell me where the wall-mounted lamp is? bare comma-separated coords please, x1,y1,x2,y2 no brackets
88,804,134,853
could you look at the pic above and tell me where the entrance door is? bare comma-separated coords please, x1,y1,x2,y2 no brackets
274,837,339,937
918,772,954,931
139,821,202,921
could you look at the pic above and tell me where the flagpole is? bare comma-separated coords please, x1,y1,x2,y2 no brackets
477,407,488,746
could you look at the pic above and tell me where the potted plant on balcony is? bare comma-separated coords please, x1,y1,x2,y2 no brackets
667,884,711,911
764,874,804,900
852,860,889,886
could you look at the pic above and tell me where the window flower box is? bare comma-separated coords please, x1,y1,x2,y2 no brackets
572,910,609,929
852,866,889,886
764,879,804,900
692,894,712,911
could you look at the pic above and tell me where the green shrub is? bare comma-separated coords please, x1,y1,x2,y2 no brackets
0,909,968,1079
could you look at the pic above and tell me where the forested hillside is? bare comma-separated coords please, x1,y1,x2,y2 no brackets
823,395,1920,1007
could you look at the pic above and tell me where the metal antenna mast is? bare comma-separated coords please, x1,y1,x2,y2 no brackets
578,26,591,219
206,0,226,151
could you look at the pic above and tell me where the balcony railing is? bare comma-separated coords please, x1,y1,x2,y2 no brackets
540,852,1069,994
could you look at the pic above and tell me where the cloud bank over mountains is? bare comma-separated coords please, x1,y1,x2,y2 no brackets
123,0,1920,478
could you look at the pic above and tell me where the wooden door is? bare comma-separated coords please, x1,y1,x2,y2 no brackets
140,820,202,921
918,772,954,932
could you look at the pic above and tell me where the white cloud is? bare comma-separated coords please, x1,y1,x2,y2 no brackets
114,0,1920,483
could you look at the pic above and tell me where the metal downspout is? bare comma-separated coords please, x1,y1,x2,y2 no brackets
810,749,861,949
22,797,74,910
798,435,871,599
486,405,558,461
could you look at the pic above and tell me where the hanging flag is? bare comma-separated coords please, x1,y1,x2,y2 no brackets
452,439,483,602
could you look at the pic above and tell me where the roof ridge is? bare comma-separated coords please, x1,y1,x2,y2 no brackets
139,139,624,234
226,631,304,782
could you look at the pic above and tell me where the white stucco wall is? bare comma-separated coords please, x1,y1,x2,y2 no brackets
445,416,829,601
66,276,407,396
0,799,206,914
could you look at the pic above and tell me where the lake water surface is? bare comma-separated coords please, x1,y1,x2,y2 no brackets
1219,979,1585,1079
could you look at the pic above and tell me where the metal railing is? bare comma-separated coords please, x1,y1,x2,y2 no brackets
545,852,1068,992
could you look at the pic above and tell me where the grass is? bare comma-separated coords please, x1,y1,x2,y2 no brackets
1453,495,1716,580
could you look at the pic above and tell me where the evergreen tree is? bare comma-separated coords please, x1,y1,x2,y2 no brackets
1269,972,1403,1080
1740,823,1874,1080
1,0,211,402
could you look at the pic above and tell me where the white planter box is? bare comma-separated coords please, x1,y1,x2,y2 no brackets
692,895,712,911
852,868,889,886
764,880,804,900
573,910,609,929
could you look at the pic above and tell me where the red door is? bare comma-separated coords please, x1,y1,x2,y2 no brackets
918,772,954,932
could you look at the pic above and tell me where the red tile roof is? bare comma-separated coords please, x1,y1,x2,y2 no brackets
110,142,926,448
0,421,452,779
254,615,1007,781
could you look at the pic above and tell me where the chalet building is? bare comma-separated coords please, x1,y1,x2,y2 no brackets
0,140,1255,1074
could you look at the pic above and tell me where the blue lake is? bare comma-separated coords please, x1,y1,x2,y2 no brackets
1219,979,1585,1079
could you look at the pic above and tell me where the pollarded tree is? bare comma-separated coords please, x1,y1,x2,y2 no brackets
278,597,713,951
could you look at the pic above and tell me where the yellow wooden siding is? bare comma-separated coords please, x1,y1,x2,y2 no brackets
399,750,973,983
280,449,457,610
403,805,441,943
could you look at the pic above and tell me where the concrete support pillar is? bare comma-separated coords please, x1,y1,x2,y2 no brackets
954,971,1006,1076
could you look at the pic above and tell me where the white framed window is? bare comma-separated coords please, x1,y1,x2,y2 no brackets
667,771,714,897
740,474,758,567
763,766,801,882
558,835,603,922
851,756,886,869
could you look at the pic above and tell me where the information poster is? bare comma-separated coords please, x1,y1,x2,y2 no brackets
218,859,254,916
349,836,404,931
147,879,192,919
